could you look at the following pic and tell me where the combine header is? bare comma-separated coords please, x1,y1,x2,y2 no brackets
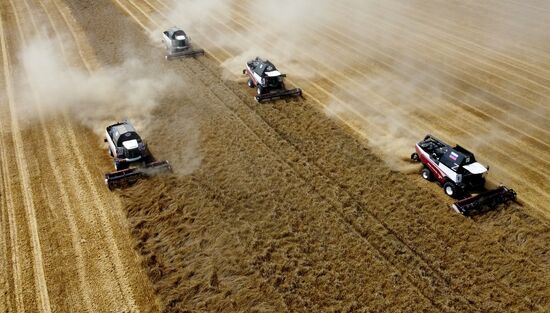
411,134,516,215
162,27,205,60
104,121,172,190
243,57,302,102
451,186,517,216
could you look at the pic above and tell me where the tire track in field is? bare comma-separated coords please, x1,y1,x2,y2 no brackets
51,0,99,71
46,0,159,309
0,93,24,313
0,2,51,311
8,0,101,310
332,3,550,123
10,0,144,310
16,0,152,310
0,25,20,309
474,0,550,51
0,112,15,312
0,173,10,312
429,0,550,63
363,0,550,91
11,1,99,309
0,18,26,310
8,0,95,309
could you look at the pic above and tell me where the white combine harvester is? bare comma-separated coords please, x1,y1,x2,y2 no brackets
103,121,172,190
162,27,205,60
243,57,302,102
411,134,516,216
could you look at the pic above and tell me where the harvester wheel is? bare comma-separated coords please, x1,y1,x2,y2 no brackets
247,79,255,88
411,153,419,162
257,86,264,95
421,168,433,181
443,182,460,198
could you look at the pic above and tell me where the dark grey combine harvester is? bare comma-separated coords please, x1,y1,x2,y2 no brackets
104,121,172,190
243,57,302,102
162,27,205,60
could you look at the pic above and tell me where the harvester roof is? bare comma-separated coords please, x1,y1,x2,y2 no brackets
109,123,142,147
254,59,279,77
165,27,186,40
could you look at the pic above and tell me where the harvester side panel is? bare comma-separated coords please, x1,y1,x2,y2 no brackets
416,146,446,183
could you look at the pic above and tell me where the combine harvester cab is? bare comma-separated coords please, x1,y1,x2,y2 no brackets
411,134,516,215
243,57,302,103
163,27,205,60
104,121,172,190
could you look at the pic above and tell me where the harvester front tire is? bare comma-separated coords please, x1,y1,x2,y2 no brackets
443,182,460,198
247,79,254,88
421,168,433,181
411,153,419,162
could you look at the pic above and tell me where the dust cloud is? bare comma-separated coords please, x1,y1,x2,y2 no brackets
150,0,356,78
16,32,202,175
18,34,180,136
151,0,550,172
148,0,429,171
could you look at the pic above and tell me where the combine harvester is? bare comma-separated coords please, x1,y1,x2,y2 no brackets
104,121,172,190
411,134,516,216
162,27,205,60
243,57,302,102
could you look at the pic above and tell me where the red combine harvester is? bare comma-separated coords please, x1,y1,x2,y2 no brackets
411,135,516,216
